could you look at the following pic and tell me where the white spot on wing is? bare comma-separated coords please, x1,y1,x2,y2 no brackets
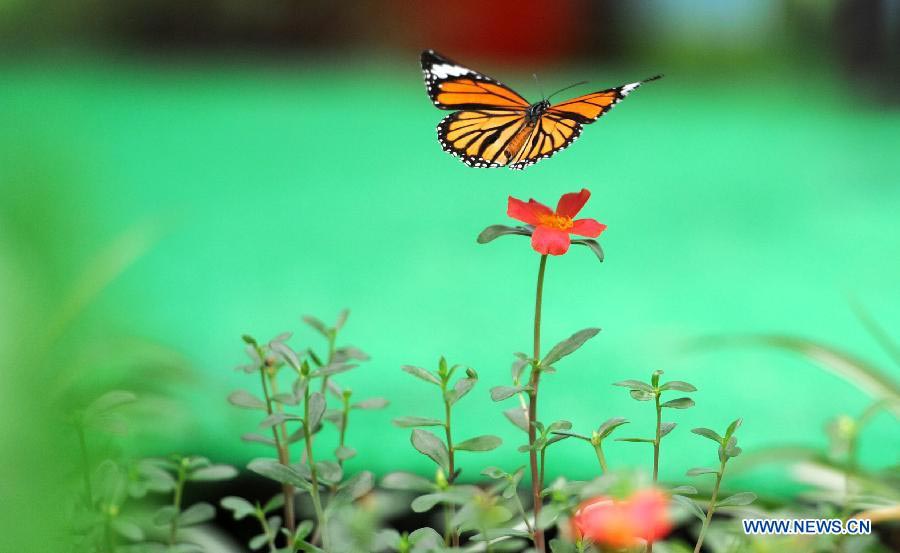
430,63,471,79
620,82,641,96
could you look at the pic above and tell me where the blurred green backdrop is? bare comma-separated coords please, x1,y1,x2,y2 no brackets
1,2,899,526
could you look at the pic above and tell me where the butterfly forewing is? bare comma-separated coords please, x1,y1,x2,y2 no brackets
421,50,529,111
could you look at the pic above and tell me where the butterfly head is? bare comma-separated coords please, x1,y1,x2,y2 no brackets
526,99,551,124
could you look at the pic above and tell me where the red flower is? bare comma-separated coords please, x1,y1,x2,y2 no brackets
507,189,606,255
570,489,672,548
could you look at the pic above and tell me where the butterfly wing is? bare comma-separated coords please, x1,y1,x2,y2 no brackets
437,109,532,168
508,76,662,170
421,50,530,111
546,75,661,124
507,114,583,170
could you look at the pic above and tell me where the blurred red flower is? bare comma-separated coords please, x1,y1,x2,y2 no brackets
570,489,672,548
507,188,606,255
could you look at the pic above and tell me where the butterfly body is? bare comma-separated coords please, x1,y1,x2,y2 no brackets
421,50,660,170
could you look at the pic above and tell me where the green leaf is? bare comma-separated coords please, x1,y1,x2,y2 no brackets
615,437,656,443
541,328,601,367
401,365,440,386
314,461,343,485
333,471,374,504
490,385,528,402
504,407,529,432
551,430,590,441
670,485,698,495
334,309,349,331
351,397,389,410
189,464,237,481
630,389,655,401
154,505,178,525
454,435,502,452
335,445,357,461
84,390,138,421
228,390,267,410
570,238,604,262
220,496,255,520
596,417,630,439
112,519,144,541
651,370,663,387
179,502,216,526
448,375,477,405
686,467,720,476
259,412,303,429
247,458,311,490
613,380,654,392
307,392,326,430
410,429,449,472
241,433,276,447
673,495,706,522
659,422,677,438
726,418,743,438
716,492,757,507
381,471,435,492
302,315,330,338
476,224,531,244
691,427,723,444
660,380,697,392
481,466,508,479
661,397,695,409
249,533,269,550
393,416,444,428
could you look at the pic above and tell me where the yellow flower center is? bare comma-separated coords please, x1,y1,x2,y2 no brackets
538,213,574,231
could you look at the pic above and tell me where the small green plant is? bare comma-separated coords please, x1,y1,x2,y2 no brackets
227,310,386,552
614,370,697,482
675,418,757,553
392,357,501,546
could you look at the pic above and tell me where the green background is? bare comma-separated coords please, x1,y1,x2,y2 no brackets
2,55,899,501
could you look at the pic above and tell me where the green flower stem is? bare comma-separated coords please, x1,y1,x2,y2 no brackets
442,379,460,547
168,458,188,545
303,380,328,549
653,392,662,482
528,254,549,553
257,352,296,535
75,422,94,506
255,507,279,553
593,443,608,473
693,458,727,553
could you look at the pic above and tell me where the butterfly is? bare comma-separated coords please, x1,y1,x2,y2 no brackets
421,50,661,170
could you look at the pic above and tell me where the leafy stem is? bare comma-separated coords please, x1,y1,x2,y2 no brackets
254,505,279,553
441,374,460,547
693,457,727,553
168,457,188,545
653,390,662,482
528,253,548,553
302,373,328,548
593,442,608,473
256,347,296,535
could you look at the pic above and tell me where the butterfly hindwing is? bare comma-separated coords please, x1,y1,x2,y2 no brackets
508,114,583,170
437,109,530,168
421,50,529,111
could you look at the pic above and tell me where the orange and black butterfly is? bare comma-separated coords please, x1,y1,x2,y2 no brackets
421,50,661,170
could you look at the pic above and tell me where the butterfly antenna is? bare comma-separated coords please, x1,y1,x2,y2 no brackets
547,80,589,100
532,73,547,100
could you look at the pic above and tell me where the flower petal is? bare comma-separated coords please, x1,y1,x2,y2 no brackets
571,218,607,238
556,188,591,218
532,226,571,255
507,197,543,225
